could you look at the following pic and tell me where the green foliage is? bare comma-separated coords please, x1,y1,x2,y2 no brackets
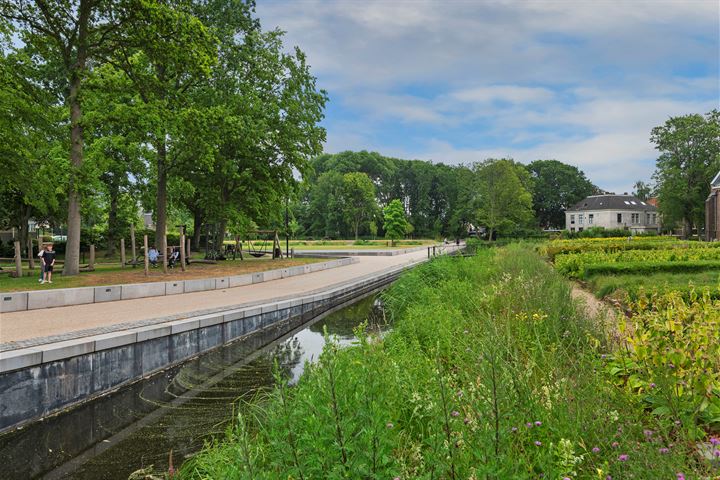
608,290,720,433
472,158,534,239
526,159,596,229
341,172,377,240
382,199,408,246
179,246,706,479
652,110,720,234
541,236,705,260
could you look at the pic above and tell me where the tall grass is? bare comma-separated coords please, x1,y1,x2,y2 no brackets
178,245,710,479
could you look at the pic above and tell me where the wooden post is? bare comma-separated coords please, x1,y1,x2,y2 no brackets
130,224,137,265
179,233,186,272
143,234,149,276
120,238,126,268
186,237,191,260
89,244,95,270
162,234,168,273
27,234,34,270
14,241,22,278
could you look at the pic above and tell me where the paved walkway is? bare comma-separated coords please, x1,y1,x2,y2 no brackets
0,249,432,346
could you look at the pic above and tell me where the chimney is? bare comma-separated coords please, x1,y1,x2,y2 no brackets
623,192,628,195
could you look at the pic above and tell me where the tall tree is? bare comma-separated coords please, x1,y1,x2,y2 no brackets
341,172,377,240
632,180,653,201
652,110,720,237
1,0,130,275
383,199,408,246
473,159,534,240
526,159,596,229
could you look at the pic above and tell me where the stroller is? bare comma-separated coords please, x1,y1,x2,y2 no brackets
168,247,181,268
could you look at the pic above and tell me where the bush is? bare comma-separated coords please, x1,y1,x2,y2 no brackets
582,260,720,278
607,289,720,434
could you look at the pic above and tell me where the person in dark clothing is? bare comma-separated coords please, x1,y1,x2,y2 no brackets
42,243,56,284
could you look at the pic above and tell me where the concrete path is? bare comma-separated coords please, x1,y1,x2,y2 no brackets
0,249,433,346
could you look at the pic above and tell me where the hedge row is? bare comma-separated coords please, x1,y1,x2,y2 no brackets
582,260,720,278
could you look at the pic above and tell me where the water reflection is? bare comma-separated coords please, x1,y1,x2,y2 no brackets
0,294,387,480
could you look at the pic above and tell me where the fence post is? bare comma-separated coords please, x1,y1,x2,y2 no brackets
27,234,35,270
428,246,430,258
130,224,137,266
14,241,22,278
162,234,168,273
186,237,191,261
179,233,186,272
143,235,149,276
89,244,95,270
120,238,126,268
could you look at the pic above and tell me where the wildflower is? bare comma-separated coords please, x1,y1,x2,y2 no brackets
618,454,628,461
710,437,720,446
676,474,685,480
659,447,670,454
534,421,542,427
563,477,571,480
649,382,656,388
464,417,471,425
611,441,619,449
601,354,607,360
643,429,653,438
605,476,612,480
713,449,720,458
394,477,400,480
674,420,681,426
451,411,460,417
526,422,533,428
386,422,394,429
592,447,600,453
456,390,463,398
511,427,518,432
534,441,542,446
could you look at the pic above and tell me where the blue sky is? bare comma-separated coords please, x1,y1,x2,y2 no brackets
257,0,720,194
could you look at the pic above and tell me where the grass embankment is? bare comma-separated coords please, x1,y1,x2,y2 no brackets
176,245,709,479
286,239,436,250
0,257,321,292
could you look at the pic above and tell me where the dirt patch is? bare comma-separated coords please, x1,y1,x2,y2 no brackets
571,284,627,346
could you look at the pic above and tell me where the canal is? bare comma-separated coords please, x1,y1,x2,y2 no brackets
0,293,388,480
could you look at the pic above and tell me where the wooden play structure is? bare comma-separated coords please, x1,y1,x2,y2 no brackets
245,230,282,259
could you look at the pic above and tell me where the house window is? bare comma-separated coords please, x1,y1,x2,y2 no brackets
578,227,583,232
617,213,622,223
570,214,575,224
579,214,584,225
588,214,594,225
570,227,575,232
631,213,639,224
652,214,657,224
646,213,650,224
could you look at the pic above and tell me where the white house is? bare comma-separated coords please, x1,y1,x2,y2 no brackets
565,194,660,234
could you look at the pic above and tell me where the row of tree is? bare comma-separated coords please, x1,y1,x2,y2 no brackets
0,0,326,275
292,151,599,239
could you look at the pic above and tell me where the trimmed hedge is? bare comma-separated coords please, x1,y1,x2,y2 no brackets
582,260,720,278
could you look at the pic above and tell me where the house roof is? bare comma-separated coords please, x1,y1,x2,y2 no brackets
711,170,720,188
568,194,658,212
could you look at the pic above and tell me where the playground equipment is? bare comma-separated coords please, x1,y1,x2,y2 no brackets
245,230,282,259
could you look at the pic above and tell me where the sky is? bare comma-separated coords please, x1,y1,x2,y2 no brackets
256,0,720,194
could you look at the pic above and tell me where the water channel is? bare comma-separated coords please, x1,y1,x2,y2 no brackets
0,293,388,480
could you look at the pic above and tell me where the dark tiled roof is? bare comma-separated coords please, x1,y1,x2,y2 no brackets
568,195,657,212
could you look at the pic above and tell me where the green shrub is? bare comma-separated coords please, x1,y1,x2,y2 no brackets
582,260,720,278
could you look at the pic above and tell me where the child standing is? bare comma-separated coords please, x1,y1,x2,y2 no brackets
37,243,45,282
42,243,56,284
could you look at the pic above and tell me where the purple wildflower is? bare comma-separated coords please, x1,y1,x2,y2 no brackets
659,447,670,454
451,411,460,417
592,447,600,453
676,474,685,480
710,437,720,446
611,441,619,448
534,421,542,427
526,422,533,428
534,441,542,446
618,454,628,461
464,417,471,425
643,429,653,438
713,449,720,458
649,382,656,388
605,476,612,480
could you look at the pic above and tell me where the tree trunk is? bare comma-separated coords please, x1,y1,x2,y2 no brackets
155,137,168,264
192,208,203,250
216,219,227,254
354,220,359,240
106,180,119,257
62,2,90,276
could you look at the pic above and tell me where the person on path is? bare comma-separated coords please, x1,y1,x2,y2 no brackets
37,243,45,282
148,246,159,267
42,243,56,284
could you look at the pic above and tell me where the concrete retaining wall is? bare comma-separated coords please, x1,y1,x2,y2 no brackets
0,257,356,313
0,260,412,433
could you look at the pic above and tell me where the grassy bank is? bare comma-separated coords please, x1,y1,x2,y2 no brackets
175,245,710,479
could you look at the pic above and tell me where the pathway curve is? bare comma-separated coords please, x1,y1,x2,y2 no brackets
0,249,432,345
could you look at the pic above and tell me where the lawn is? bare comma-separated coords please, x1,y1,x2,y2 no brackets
587,270,720,300
0,256,322,292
